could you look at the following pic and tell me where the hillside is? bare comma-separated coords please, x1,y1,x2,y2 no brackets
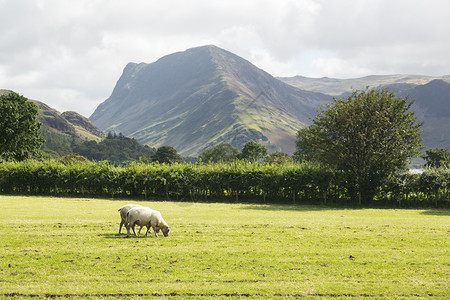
90,45,331,156
395,80,450,150
278,74,450,96
34,100,105,142
279,75,450,151
33,100,106,157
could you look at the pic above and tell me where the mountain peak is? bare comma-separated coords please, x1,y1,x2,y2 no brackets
90,46,331,156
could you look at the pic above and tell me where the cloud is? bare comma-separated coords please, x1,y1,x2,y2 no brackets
0,0,449,116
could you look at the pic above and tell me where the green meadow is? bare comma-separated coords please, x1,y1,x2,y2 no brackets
0,196,448,299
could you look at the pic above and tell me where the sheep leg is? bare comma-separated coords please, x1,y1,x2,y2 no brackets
145,225,151,236
152,226,159,238
119,221,125,234
131,224,137,236
126,223,131,238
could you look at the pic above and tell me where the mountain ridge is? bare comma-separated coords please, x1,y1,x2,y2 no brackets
90,45,332,155
34,100,105,141
278,74,450,96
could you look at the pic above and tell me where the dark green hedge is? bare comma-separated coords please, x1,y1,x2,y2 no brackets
0,160,448,206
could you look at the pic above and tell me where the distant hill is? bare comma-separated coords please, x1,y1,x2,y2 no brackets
391,80,450,150
34,100,105,141
1,89,105,157
279,75,450,151
278,74,450,96
90,45,331,156
34,100,106,157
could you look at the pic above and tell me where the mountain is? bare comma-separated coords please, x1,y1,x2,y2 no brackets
90,45,331,156
33,100,106,157
1,89,106,157
34,100,105,141
279,76,450,151
394,80,450,150
278,74,450,96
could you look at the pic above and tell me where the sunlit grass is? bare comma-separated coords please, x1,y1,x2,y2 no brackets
0,195,448,298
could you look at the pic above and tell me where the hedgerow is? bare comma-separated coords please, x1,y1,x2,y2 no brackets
0,160,448,206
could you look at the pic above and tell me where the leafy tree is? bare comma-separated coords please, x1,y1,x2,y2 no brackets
293,127,316,163
239,141,268,161
152,146,182,164
423,148,450,168
0,92,44,160
295,88,423,204
265,151,292,164
199,143,239,163
72,134,156,165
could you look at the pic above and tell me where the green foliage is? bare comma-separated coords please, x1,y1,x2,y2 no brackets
72,134,156,165
39,129,79,158
423,148,450,168
199,143,239,163
0,160,447,206
239,141,268,161
266,151,292,164
0,92,44,160
296,88,423,204
152,146,182,164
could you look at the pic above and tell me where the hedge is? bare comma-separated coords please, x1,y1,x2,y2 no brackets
0,160,448,207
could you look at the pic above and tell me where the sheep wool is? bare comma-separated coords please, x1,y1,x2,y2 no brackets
126,207,170,238
118,204,144,234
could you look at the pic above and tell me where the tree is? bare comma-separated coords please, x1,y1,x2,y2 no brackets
152,146,182,164
72,135,156,165
199,143,239,163
423,148,450,168
295,88,423,204
265,151,292,164
0,92,44,160
239,141,268,161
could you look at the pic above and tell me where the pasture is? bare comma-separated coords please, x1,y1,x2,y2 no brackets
0,196,448,299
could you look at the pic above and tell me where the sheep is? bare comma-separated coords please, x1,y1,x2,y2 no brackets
126,206,170,238
118,204,145,234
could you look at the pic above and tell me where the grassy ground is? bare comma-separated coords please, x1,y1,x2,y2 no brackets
0,195,448,299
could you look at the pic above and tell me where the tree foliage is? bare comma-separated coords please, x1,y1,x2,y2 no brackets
239,141,268,161
152,146,182,164
265,152,292,164
0,92,43,160
295,88,423,204
72,133,156,165
0,159,447,206
423,148,450,168
199,143,239,163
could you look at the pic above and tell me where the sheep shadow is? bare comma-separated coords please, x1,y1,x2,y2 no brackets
99,233,132,239
99,233,158,239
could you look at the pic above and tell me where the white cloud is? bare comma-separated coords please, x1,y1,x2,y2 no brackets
0,0,449,116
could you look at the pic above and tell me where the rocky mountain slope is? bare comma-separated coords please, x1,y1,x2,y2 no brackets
89,45,449,156
34,100,105,142
90,45,331,156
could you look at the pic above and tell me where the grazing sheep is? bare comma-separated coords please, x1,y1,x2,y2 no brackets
118,204,145,234
126,207,170,238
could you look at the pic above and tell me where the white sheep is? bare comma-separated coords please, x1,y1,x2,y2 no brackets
118,204,145,234
126,206,170,238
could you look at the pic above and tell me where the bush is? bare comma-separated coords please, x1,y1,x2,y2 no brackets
0,159,448,207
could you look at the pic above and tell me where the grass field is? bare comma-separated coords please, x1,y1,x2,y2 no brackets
0,196,448,299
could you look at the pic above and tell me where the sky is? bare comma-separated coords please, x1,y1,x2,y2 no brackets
1,0,449,117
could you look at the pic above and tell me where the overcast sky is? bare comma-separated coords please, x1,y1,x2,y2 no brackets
1,0,449,117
